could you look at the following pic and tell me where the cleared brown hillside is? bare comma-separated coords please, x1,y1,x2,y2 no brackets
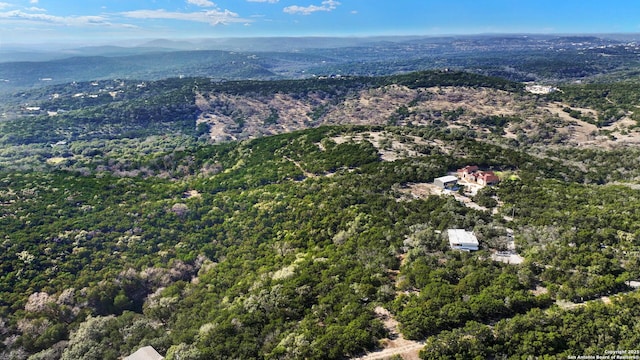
195,85,640,148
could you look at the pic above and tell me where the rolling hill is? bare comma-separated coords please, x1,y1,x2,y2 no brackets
1,67,640,359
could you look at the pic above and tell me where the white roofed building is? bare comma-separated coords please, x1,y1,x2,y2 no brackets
124,346,164,360
434,175,459,190
447,229,479,251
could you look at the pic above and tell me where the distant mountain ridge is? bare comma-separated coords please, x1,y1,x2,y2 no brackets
1,34,639,93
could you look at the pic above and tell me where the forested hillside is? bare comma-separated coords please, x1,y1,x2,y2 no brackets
3,70,640,174
1,71,640,359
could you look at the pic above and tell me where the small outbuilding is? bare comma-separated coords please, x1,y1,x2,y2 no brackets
124,346,164,360
434,175,459,190
447,229,479,251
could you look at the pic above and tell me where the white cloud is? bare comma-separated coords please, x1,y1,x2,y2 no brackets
29,0,38,3
283,0,340,15
25,7,46,12
122,9,250,26
186,0,215,7
247,0,279,3
0,2,12,10
0,10,99,24
0,10,135,28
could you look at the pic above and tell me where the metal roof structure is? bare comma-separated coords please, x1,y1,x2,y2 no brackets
434,175,458,183
124,346,164,360
447,229,479,251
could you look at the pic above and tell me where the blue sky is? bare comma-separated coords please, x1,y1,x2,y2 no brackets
0,0,638,45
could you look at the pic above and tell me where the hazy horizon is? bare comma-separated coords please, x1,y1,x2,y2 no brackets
4,32,640,52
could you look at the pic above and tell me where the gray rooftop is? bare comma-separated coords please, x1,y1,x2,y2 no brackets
447,229,479,246
124,346,164,360
434,175,458,183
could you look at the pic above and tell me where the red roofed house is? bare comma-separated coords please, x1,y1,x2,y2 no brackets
456,165,500,186
457,165,479,181
476,170,500,186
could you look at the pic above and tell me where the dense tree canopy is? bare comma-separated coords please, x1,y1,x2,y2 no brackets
1,69,640,359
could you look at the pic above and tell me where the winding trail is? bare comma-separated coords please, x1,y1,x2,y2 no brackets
351,307,423,360
283,156,316,179
353,342,424,360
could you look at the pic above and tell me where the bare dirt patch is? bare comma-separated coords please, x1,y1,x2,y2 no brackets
46,157,67,165
330,131,426,162
182,190,202,199
531,285,549,297
399,182,443,198
491,252,524,265
400,181,493,213
544,102,640,147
